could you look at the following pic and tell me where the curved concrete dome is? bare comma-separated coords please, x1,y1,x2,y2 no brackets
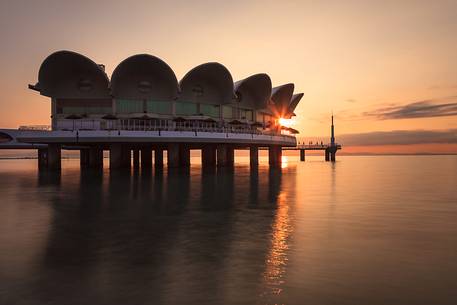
178,63,235,105
234,74,272,109
37,50,110,99
111,54,179,100
271,83,294,117
284,93,304,118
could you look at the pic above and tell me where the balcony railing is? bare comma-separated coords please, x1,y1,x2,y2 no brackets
18,125,52,131
54,118,293,137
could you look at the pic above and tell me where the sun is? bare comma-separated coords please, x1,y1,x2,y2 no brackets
278,118,295,128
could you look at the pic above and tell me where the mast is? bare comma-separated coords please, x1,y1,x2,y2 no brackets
330,114,335,146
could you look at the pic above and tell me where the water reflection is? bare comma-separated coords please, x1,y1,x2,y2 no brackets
1,161,290,305
262,184,291,296
258,166,295,304
3,157,456,304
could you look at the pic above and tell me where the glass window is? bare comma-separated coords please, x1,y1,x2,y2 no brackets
56,99,113,115
146,101,172,115
62,107,85,114
201,104,220,118
176,102,197,116
223,106,234,119
245,110,253,121
256,112,263,123
116,99,143,114
240,108,253,121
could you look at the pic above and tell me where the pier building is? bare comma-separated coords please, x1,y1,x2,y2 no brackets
0,50,312,169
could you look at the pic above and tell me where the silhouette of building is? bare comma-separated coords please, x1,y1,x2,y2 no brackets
1,50,305,169
28,51,302,132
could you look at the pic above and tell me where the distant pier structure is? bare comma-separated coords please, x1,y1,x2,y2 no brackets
284,115,341,161
0,50,308,170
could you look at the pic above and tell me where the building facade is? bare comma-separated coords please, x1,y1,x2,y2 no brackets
29,51,302,133
0,50,306,169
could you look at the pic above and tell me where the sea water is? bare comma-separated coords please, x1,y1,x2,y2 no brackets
0,156,456,305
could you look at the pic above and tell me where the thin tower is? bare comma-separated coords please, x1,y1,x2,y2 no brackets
330,114,335,146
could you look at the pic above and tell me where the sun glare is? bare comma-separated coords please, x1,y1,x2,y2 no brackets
278,118,294,128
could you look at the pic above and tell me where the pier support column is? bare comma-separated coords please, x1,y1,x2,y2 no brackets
89,146,103,168
110,144,122,169
168,143,179,167
80,149,90,168
330,151,336,162
122,147,131,168
38,148,48,169
179,144,191,166
250,146,258,166
325,148,330,161
155,148,164,168
133,149,140,169
227,146,234,166
110,145,130,169
47,144,61,170
202,145,216,167
217,145,228,167
217,145,235,167
300,149,305,162
141,148,152,168
268,145,282,167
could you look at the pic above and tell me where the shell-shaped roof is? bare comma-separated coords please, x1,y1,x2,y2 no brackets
178,63,235,105
31,50,303,121
37,50,110,99
111,54,179,100
234,73,272,110
283,93,304,118
289,93,304,111
270,83,294,117
289,93,304,115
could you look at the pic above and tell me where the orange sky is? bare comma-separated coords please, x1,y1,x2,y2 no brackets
0,0,456,153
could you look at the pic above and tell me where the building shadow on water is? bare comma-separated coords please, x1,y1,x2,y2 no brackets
23,165,292,305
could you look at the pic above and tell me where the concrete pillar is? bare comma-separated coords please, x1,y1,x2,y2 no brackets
325,148,330,161
133,149,140,169
227,146,234,166
217,145,235,167
122,147,131,168
330,151,336,162
250,146,258,166
89,146,103,168
217,144,228,167
268,146,276,165
179,144,191,166
202,145,216,167
168,143,179,167
278,147,283,165
47,144,61,169
110,144,123,169
80,149,90,168
155,148,164,168
141,148,152,168
42,144,61,169
38,148,48,169
268,145,282,167
300,149,305,162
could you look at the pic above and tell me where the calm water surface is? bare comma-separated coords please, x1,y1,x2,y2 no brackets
0,156,456,305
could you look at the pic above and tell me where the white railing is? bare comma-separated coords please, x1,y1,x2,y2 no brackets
19,125,52,131
295,143,342,149
55,119,292,138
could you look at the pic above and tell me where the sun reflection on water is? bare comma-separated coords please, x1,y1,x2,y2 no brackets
281,156,288,169
261,190,292,298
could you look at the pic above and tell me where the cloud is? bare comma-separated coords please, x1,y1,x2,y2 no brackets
338,129,457,146
427,85,457,90
363,97,457,120
345,99,357,103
